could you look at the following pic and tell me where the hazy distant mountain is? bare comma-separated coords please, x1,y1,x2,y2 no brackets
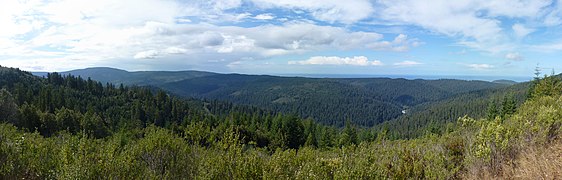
492,79,518,85
34,67,217,86
40,67,511,126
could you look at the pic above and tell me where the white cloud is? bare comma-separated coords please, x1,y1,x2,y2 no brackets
368,34,421,52
248,23,383,52
134,50,159,59
198,32,225,46
0,0,45,38
376,1,500,42
531,42,562,52
176,18,192,23
41,0,180,26
250,0,374,23
467,63,494,70
373,0,551,53
544,0,562,26
13,0,558,73
505,52,524,61
288,56,383,66
512,24,534,38
165,47,188,54
0,2,416,71
254,13,275,20
234,13,253,21
208,0,243,10
393,61,422,66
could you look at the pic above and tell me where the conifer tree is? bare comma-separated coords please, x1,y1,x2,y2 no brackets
487,99,498,120
0,89,17,123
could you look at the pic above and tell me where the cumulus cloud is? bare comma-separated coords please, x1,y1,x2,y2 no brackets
373,0,551,53
0,0,428,72
393,61,422,66
288,56,383,66
133,47,188,59
134,50,160,59
368,34,421,52
165,47,188,54
6,0,557,73
250,0,374,23
505,52,524,61
199,32,225,46
254,13,275,20
512,24,534,38
0,7,414,71
467,63,494,70
543,0,562,26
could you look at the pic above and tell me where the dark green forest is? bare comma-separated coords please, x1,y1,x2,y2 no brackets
4,66,562,179
1,66,358,150
48,67,510,127
376,82,530,139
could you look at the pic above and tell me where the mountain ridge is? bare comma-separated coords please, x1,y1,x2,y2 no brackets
35,67,514,127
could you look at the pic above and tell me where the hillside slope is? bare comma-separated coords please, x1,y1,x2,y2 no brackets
55,67,511,126
4,65,562,179
34,67,217,86
377,82,530,139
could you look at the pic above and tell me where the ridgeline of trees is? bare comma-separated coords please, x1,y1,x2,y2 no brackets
2,65,562,179
375,82,529,139
59,67,509,127
0,66,372,150
161,75,510,127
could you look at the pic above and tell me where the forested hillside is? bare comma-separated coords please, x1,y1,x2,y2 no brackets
3,65,562,179
54,67,510,126
34,67,217,86
378,82,530,139
1,66,355,150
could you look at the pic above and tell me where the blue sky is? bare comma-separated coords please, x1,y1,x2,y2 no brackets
1,0,562,78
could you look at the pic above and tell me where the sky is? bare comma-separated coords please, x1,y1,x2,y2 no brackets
2,0,562,78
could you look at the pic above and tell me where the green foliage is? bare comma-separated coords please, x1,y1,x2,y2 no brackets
461,75,562,176
68,67,508,127
500,94,517,119
280,116,305,149
81,110,109,138
487,99,499,120
55,107,82,134
486,94,517,121
509,95,562,145
132,126,195,179
6,65,562,179
339,120,358,146
16,103,41,132
0,123,59,179
528,74,562,99
0,89,17,124
473,118,513,159
38,111,57,137
377,82,528,139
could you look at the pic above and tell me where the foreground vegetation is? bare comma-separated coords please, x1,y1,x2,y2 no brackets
1,66,562,179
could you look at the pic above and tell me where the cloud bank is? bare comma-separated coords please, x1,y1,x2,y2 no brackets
289,56,383,66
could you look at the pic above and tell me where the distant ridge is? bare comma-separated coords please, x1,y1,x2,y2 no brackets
492,79,518,85
34,67,217,86
277,73,531,82
31,67,513,127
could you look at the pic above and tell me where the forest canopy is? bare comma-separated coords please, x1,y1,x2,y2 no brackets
1,66,561,179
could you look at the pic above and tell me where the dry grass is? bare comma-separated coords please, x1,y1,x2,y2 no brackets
506,142,562,179
465,140,562,180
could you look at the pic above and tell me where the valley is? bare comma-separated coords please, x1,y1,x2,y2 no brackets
47,67,514,127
